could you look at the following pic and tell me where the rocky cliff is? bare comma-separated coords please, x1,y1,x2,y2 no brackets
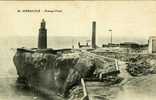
13,48,119,98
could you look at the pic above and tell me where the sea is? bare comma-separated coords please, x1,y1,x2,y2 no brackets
0,36,155,100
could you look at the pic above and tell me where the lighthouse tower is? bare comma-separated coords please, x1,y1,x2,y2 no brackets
38,19,47,49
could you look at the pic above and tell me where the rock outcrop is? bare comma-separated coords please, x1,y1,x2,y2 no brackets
13,48,119,98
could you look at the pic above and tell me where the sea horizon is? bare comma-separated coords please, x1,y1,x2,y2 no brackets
0,35,149,49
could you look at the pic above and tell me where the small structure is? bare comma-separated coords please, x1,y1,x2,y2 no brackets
149,36,156,53
38,19,47,49
78,42,89,48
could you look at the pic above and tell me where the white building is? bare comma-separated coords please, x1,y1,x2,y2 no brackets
149,36,156,53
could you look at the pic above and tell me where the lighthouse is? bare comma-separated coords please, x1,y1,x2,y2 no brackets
38,19,47,49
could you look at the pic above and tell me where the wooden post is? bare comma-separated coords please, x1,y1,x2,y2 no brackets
81,78,89,100
115,59,119,71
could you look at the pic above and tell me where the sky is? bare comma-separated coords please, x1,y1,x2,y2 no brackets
0,1,156,41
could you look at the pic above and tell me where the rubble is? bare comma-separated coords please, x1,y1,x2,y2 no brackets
126,55,156,76
93,50,156,77
68,86,83,100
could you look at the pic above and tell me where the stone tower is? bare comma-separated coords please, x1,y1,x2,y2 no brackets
38,19,47,49
92,21,96,48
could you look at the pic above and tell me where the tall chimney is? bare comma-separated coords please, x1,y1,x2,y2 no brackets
92,21,96,48
38,19,47,49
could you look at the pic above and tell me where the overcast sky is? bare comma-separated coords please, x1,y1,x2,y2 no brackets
0,1,156,40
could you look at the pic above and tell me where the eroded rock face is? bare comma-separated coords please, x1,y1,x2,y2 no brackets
13,48,118,97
